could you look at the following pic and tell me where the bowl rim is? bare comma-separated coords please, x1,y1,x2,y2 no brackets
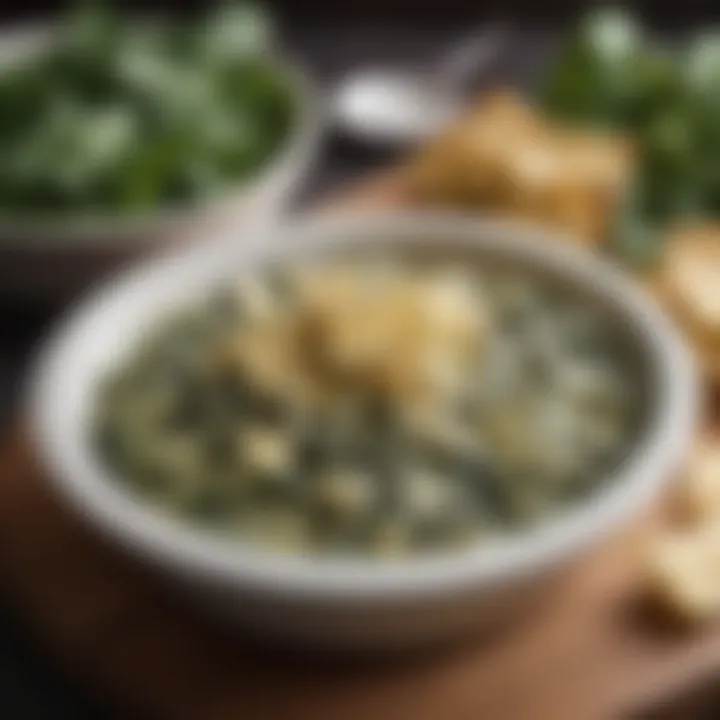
0,22,322,246
26,211,698,602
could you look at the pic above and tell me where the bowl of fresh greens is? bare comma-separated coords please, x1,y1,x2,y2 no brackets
0,3,321,300
542,8,720,269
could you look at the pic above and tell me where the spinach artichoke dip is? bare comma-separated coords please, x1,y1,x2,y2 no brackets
93,255,641,557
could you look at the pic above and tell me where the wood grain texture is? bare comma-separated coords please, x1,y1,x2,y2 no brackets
1,173,718,720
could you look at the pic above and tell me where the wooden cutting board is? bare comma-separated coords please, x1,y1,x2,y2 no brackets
2,171,719,720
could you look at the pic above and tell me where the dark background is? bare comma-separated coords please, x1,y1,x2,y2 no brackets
0,2,719,718
0,0,714,20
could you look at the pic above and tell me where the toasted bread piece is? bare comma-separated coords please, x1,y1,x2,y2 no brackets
412,90,539,208
647,525,720,621
412,88,633,244
684,438,720,522
662,226,720,357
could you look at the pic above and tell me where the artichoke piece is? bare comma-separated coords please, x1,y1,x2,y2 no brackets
314,468,377,525
240,425,295,480
402,468,456,519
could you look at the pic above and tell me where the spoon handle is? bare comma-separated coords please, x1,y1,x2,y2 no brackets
432,24,511,97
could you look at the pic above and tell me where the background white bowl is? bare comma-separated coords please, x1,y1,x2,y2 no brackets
27,212,697,647
0,24,322,302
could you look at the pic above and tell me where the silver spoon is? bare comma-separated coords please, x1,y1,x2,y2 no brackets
332,24,510,147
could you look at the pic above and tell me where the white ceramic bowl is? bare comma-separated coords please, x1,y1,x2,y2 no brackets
27,212,698,647
0,24,322,302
